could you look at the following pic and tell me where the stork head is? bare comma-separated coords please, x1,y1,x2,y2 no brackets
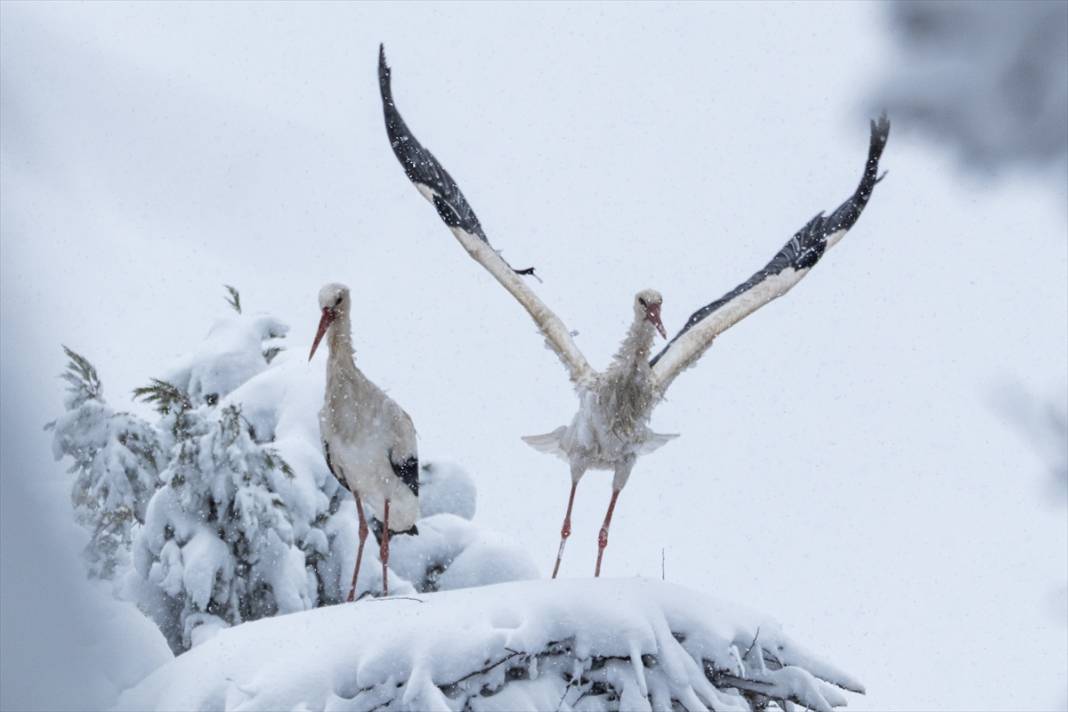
309,283,350,361
635,289,666,339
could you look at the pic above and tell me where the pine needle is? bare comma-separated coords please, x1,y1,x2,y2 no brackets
59,345,103,405
223,285,242,314
133,379,192,415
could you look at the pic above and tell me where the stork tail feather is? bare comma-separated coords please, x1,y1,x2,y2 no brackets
370,518,418,546
521,427,568,459
639,431,679,455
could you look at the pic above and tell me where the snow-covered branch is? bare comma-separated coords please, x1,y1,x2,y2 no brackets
47,347,163,579
117,579,863,712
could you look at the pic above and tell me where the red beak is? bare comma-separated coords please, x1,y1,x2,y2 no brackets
646,303,667,339
308,307,335,361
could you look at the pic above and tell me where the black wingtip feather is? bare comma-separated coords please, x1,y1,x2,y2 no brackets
649,116,891,368
822,112,890,235
867,112,891,179
788,113,890,255
376,49,541,281
378,43,393,103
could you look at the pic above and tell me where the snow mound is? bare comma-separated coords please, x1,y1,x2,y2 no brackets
387,513,537,592
164,312,288,407
118,578,863,712
419,461,477,520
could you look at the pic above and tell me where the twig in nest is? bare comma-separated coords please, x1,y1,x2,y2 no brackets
363,596,424,604
742,627,761,661
451,650,525,686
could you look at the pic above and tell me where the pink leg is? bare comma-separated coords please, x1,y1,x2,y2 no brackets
594,489,621,577
380,499,391,597
348,491,369,602
551,482,579,579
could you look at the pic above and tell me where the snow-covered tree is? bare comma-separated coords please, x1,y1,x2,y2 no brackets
879,0,1068,175
131,386,313,653
50,289,535,654
47,347,163,579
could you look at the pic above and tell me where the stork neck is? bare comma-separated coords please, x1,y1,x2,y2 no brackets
611,314,656,372
327,312,356,365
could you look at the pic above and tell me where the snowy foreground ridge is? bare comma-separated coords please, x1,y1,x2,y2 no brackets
118,578,863,712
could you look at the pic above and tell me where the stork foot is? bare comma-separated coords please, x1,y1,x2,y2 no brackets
594,529,609,577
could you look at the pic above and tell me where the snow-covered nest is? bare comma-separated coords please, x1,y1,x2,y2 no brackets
118,578,863,712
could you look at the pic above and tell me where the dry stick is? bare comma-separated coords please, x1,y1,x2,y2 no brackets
451,650,525,685
362,596,424,604
742,627,761,661
556,676,580,712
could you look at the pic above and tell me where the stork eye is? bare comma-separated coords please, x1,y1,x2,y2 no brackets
334,295,343,306
638,298,647,308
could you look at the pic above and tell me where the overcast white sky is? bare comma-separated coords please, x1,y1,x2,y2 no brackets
2,2,1066,710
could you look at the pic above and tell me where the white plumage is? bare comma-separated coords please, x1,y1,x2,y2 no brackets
310,282,419,598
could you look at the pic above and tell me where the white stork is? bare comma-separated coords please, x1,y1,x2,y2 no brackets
309,283,419,598
378,46,889,577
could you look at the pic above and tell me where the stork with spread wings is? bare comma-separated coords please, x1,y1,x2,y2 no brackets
378,45,890,578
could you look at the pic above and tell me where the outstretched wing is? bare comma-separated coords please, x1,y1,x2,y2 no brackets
651,114,891,392
378,45,595,388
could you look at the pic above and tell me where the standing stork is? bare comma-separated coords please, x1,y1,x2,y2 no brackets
309,282,419,599
378,46,889,577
